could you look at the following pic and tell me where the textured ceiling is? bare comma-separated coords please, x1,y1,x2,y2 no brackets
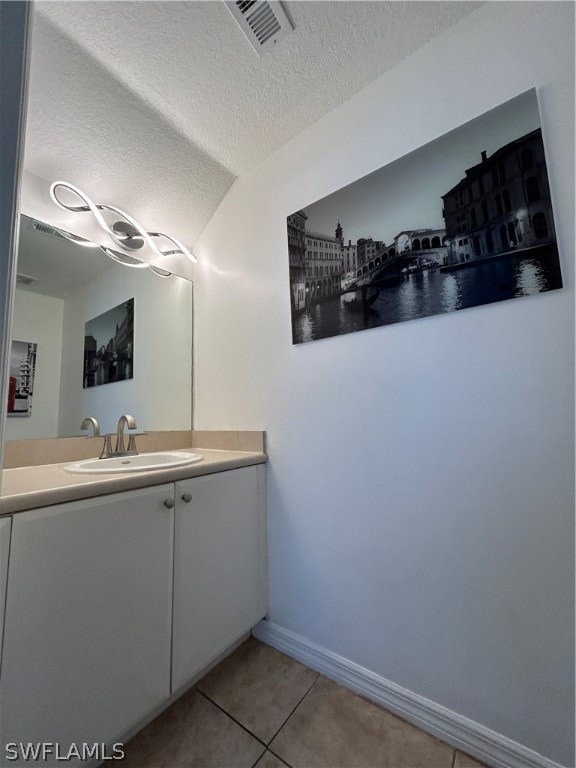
24,1,482,247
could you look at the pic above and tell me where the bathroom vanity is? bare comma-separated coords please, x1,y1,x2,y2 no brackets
0,443,267,766
0,190,267,764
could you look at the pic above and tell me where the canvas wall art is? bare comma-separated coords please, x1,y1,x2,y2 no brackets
7,340,37,416
287,90,562,344
84,299,134,388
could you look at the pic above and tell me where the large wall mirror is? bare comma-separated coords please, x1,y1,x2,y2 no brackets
5,214,192,440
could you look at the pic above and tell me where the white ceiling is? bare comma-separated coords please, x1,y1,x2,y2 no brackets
24,0,483,248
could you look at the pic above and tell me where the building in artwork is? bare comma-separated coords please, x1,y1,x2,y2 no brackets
441,128,556,265
392,229,447,265
287,210,307,312
16,345,35,397
84,301,133,387
290,219,450,304
288,130,558,310
356,238,385,270
9,342,37,413
113,302,134,382
304,224,345,304
341,240,358,274
83,335,97,388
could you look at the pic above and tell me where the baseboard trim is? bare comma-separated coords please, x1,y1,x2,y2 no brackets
252,620,567,768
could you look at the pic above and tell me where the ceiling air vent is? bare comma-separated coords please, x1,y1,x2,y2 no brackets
32,221,66,240
225,0,293,55
16,273,39,286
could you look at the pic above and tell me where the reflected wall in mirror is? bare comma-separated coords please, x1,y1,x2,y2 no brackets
6,215,193,440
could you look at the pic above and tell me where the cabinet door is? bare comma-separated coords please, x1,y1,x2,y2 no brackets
172,465,267,692
0,485,174,765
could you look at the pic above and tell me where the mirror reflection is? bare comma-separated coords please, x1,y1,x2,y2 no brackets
6,215,192,440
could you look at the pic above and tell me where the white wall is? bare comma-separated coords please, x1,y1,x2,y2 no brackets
193,3,574,765
6,289,64,440
58,264,192,437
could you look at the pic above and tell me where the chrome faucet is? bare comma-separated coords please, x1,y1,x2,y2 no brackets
98,414,139,459
80,416,100,437
115,414,138,455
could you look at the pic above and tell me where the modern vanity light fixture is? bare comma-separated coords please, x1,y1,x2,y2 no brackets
49,181,198,270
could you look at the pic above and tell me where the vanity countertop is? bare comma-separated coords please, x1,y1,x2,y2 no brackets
0,448,267,516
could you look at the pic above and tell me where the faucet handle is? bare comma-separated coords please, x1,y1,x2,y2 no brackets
99,434,113,459
127,434,139,456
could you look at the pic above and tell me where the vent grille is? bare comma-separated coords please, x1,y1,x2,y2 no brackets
16,273,39,286
225,0,293,55
32,221,66,239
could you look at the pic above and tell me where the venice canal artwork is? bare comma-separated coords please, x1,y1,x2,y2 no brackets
287,91,563,345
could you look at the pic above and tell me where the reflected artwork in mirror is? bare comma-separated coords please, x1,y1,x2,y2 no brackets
7,341,37,417
84,299,134,388
5,215,193,441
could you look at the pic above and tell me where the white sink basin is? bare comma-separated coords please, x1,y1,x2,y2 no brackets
63,451,203,474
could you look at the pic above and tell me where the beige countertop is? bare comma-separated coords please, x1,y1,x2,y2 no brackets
0,448,267,516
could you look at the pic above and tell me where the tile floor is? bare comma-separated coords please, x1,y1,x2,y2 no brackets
121,637,488,768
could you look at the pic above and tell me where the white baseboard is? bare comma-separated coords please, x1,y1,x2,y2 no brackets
252,620,568,768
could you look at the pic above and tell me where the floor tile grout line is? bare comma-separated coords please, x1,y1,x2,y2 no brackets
195,688,269,749
250,746,293,768
451,748,456,768
250,748,290,768
266,745,293,767
264,671,322,746
196,670,319,759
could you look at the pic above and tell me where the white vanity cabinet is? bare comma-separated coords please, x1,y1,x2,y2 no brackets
0,485,175,764
172,464,267,692
0,462,267,763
